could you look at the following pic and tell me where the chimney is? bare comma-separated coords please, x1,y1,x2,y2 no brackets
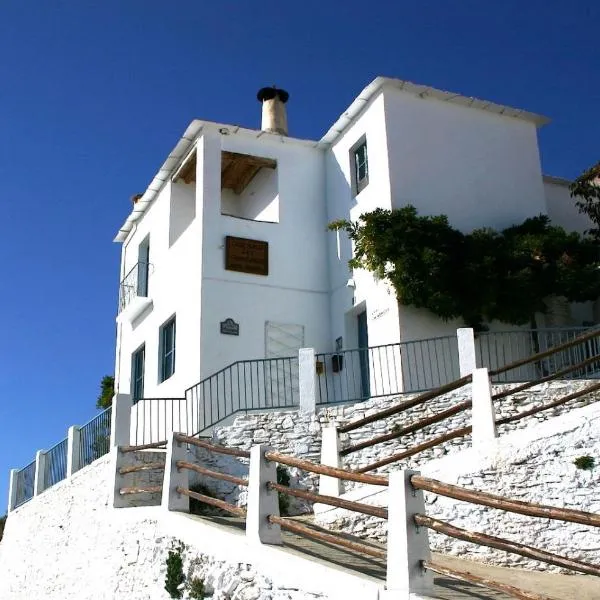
257,86,289,136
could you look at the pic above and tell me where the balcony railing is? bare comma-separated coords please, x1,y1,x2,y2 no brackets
118,261,151,314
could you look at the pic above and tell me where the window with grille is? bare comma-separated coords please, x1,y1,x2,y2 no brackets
159,316,176,382
351,137,369,195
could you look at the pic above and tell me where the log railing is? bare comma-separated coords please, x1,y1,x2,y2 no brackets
411,474,600,596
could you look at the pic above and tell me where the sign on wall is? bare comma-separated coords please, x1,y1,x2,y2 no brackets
225,236,269,276
220,318,240,336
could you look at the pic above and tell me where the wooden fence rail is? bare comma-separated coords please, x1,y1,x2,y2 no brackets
177,486,246,516
423,561,554,600
176,461,248,487
264,450,388,486
267,481,388,519
411,475,600,528
489,327,600,377
121,441,167,453
174,433,250,458
415,514,600,577
492,353,600,401
267,515,386,559
340,399,472,456
338,374,472,434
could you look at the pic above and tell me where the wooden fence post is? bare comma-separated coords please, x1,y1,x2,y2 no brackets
246,444,282,545
319,425,342,497
385,470,433,598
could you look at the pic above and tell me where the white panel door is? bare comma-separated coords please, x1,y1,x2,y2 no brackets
264,322,304,407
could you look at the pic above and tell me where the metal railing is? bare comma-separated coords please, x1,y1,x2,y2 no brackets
131,398,187,446
44,438,68,489
79,406,112,468
186,356,299,435
316,336,459,405
477,327,600,383
14,460,35,508
118,261,151,313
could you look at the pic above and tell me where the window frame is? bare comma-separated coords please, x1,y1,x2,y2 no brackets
350,136,369,196
159,316,176,383
131,344,145,403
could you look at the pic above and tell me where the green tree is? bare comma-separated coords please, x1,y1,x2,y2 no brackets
330,207,600,331
96,375,115,409
570,160,600,239
0,514,6,542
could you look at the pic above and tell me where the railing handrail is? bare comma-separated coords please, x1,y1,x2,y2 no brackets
17,459,35,474
119,260,150,287
79,405,112,429
184,355,298,396
489,326,600,377
44,437,68,454
315,335,458,358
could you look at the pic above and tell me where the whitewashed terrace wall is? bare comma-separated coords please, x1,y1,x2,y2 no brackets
0,451,325,600
315,401,600,572
204,379,599,506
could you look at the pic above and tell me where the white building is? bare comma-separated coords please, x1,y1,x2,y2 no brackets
113,77,593,416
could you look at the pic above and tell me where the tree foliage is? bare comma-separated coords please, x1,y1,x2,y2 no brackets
96,375,115,409
570,160,600,239
330,206,600,330
0,514,6,542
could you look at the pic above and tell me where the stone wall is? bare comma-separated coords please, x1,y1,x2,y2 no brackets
0,450,326,600
204,379,599,504
315,401,600,571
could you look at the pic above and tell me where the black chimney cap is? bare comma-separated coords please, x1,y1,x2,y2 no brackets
257,86,289,103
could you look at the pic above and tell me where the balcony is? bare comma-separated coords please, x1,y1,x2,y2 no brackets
117,261,153,323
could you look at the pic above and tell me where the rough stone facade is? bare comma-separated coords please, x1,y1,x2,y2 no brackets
0,450,325,600
314,401,600,572
205,379,599,503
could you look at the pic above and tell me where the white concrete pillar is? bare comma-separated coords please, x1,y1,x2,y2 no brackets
246,444,282,545
162,432,190,512
457,327,477,377
319,426,342,497
67,425,82,477
110,393,132,447
298,348,317,414
33,450,47,496
7,469,18,512
386,470,433,598
471,368,498,454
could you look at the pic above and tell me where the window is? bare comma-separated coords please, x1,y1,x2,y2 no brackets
351,138,369,195
159,316,176,382
137,237,150,297
131,345,145,402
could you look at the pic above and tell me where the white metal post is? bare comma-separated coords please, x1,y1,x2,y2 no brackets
471,367,498,454
298,348,317,414
110,393,133,447
162,432,190,512
246,444,282,545
319,425,342,497
386,470,433,598
457,327,477,377
33,450,47,496
7,469,19,513
67,425,82,477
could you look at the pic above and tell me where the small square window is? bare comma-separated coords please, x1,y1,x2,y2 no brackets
351,138,369,195
131,344,145,403
159,316,176,382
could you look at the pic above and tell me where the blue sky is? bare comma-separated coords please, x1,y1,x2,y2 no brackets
0,1,597,507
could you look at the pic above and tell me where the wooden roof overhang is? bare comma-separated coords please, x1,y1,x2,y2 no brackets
174,150,277,195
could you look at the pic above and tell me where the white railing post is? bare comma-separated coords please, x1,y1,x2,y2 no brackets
33,450,47,496
457,327,477,377
319,425,342,497
110,393,132,447
7,469,18,513
161,432,190,512
298,348,317,414
471,367,498,454
246,444,282,545
386,470,433,598
67,425,82,477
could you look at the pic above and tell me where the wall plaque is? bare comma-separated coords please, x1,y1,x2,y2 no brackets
225,236,269,276
220,318,240,336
